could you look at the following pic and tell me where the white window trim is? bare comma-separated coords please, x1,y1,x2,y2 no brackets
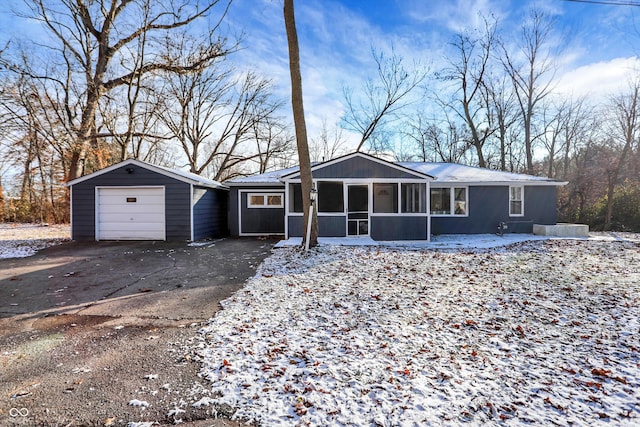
239,190,285,237
247,192,284,208
509,186,524,217
429,186,469,217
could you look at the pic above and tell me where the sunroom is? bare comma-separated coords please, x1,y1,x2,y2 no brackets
281,153,434,241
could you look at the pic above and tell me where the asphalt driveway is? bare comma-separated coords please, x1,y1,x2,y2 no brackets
0,238,276,426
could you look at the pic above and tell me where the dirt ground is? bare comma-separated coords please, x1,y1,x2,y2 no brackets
0,238,276,427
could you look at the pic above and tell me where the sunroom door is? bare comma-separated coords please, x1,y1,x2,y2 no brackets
347,184,369,236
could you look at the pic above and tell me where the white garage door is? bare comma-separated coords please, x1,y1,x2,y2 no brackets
97,187,166,240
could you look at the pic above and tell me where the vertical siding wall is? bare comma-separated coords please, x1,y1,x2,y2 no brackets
431,185,557,235
192,187,229,240
71,165,192,241
371,217,428,240
229,187,286,236
287,216,346,237
228,189,240,236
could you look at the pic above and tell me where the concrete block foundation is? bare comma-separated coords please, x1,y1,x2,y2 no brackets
533,223,589,238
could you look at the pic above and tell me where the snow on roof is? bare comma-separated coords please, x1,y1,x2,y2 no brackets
149,161,228,189
225,165,299,185
399,162,564,184
226,161,565,186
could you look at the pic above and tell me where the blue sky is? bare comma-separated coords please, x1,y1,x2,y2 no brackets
2,0,640,147
220,0,640,143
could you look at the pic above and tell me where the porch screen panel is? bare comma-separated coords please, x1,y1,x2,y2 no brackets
290,183,303,213
318,181,344,213
401,183,426,213
373,183,398,213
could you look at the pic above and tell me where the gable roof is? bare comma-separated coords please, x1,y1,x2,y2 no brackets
224,153,567,187
66,159,228,190
280,152,435,181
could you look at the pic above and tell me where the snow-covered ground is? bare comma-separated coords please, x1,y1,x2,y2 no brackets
0,223,70,259
196,236,640,426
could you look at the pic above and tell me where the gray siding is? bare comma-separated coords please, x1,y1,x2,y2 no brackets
310,156,422,179
371,216,428,240
289,216,347,237
288,215,346,237
431,185,557,235
229,186,284,236
229,189,240,236
525,186,558,225
71,164,192,241
318,216,347,237
288,216,304,237
192,186,228,240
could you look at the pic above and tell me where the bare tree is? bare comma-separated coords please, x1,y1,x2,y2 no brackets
501,9,558,174
602,80,640,229
403,112,471,163
252,115,296,174
539,97,593,179
440,17,497,167
0,73,69,222
17,0,234,181
484,73,519,171
342,47,427,153
159,63,285,181
97,31,170,164
310,119,347,162
284,0,318,247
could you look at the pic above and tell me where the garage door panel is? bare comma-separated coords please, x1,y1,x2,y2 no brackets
98,204,164,215
97,187,166,240
97,187,155,196
99,221,165,232
99,195,166,205
99,229,165,240
98,212,165,223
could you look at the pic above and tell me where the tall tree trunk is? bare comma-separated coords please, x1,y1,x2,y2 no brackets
284,0,318,247
0,177,5,221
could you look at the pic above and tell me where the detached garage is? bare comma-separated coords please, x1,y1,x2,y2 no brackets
68,159,229,241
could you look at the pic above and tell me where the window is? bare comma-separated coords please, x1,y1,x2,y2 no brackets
430,188,451,215
290,183,303,213
510,186,523,216
430,187,467,216
373,183,398,213
401,183,426,213
318,181,344,213
267,195,282,206
454,187,466,215
248,193,283,208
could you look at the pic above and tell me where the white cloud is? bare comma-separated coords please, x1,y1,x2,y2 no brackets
405,0,507,33
555,57,640,102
